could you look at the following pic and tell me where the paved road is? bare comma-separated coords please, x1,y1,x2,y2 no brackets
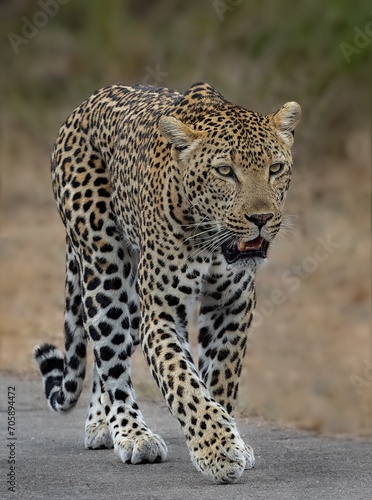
1,374,371,500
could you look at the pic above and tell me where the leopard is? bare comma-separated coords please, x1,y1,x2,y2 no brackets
34,82,301,483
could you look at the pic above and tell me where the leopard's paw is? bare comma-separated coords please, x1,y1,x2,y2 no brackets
189,427,247,483
114,432,168,464
85,420,113,450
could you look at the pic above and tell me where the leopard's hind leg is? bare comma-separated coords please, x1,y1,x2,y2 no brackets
85,363,113,449
77,241,167,464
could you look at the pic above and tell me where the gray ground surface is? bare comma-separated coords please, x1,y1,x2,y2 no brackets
0,374,371,500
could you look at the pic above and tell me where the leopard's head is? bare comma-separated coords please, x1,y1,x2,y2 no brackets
159,98,301,265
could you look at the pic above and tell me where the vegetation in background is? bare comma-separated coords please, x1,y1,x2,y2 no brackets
0,0,370,154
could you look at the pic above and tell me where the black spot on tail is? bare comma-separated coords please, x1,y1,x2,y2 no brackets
45,375,63,399
34,343,64,375
34,343,58,360
39,356,64,375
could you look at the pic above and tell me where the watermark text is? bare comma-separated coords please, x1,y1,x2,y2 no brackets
8,0,71,54
6,386,16,492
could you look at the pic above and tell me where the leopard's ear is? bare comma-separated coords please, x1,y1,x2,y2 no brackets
270,102,301,146
159,116,203,160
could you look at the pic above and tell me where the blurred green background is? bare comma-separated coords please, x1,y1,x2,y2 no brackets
1,0,371,434
1,0,370,150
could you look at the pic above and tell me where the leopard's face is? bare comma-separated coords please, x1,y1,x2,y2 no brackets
159,101,301,265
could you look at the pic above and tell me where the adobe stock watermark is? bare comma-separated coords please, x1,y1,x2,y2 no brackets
142,64,169,86
340,10,372,63
212,0,243,21
7,0,71,55
252,234,341,328
350,359,372,396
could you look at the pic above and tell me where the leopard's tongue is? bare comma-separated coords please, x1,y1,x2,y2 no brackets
237,236,264,252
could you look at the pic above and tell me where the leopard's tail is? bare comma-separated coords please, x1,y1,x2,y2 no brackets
34,236,87,412
34,339,87,412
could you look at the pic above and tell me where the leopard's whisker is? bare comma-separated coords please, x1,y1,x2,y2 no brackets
208,233,235,255
178,227,217,248
188,230,231,261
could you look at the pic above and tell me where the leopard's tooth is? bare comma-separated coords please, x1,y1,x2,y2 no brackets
237,241,249,251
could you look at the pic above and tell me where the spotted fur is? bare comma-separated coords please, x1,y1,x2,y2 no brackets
34,82,301,483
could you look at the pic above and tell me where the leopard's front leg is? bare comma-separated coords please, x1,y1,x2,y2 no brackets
198,267,257,469
138,259,248,483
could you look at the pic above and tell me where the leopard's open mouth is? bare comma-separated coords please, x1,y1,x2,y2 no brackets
221,236,269,264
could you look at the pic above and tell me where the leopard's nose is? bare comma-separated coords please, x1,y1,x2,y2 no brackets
245,212,273,228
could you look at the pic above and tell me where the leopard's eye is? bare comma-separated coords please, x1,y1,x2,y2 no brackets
215,166,235,177
269,163,285,175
